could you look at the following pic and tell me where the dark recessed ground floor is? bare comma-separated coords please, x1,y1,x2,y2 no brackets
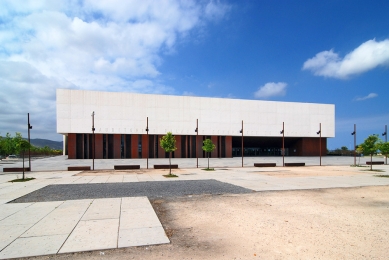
65,133,327,159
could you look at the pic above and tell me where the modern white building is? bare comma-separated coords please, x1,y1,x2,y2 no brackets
56,89,335,159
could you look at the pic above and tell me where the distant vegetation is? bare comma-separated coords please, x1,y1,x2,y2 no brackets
0,133,62,157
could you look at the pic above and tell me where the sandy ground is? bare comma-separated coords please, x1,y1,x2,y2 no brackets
26,185,389,260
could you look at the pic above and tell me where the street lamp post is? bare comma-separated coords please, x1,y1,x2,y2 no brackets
280,122,284,167
383,125,387,165
27,113,32,171
91,111,95,170
317,123,321,166
240,120,243,167
195,119,198,168
146,117,149,169
351,124,356,166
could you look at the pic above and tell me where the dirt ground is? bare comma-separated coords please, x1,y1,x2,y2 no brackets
28,185,389,260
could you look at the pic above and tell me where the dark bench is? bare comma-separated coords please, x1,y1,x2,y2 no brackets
366,161,384,165
3,167,30,172
285,163,305,167
114,165,140,170
254,163,276,167
154,164,178,169
68,166,91,171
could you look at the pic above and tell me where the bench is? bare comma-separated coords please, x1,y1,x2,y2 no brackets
3,167,30,172
154,164,178,169
254,163,276,167
114,165,140,170
68,166,91,171
366,161,384,165
285,163,305,167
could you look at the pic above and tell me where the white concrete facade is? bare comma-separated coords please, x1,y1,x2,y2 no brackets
56,89,335,138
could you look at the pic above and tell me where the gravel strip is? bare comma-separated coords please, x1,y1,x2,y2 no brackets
9,179,253,203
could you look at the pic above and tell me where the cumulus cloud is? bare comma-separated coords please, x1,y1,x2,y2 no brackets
0,0,229,140
355,93,378,101
302,39,389,79
254,82,287,99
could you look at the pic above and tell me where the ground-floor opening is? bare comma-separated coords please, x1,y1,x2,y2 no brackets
65,133,327,159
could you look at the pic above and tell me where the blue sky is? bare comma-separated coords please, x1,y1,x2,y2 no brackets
0,0,388,149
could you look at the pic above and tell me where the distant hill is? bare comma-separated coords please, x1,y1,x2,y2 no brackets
28,138,63,150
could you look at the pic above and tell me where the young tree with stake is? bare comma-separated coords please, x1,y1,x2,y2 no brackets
160,132,177,176
202,138,216,170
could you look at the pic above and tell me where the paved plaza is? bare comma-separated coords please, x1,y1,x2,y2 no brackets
0,156,388,259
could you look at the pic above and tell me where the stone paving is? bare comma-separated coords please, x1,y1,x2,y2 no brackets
0,156,388,259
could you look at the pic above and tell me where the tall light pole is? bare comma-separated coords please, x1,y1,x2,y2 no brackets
351,124,356,166
91,111,95,170
195,119,198,168
383,125,387,165
146,117,149,169
240,120,244,167
28,113,32,171
317,123,321,166
280,122,285,167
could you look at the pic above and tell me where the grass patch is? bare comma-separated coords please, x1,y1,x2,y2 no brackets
375,175,389,178
350,164,368,167
202,168,215,171
163,174,178,178
9,177,35,183
362,169,385,172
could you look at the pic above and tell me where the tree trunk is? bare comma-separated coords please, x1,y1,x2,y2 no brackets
169,152,172,175
208,152,210,169
370,153,373,171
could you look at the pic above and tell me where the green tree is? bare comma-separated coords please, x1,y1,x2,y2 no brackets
160,132,177,175
379,142,389,165
202,138,216,170
17,139,31,179
358,134,381,170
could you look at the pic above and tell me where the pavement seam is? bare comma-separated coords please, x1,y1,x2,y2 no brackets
56,199,94,254
117,197,123,248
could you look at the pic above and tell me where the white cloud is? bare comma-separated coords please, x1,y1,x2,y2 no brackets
355,93,378,101
0,0,229,140
254,82,287,99
302,39,389,79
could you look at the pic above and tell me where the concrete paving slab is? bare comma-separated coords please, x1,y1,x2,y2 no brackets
72,176,96,184
118,226,169,247
82,198,121,220
0,234,68,259
0,203,33,221
59,219,119,254
121,196,150,209
22,200,92,237
0,224,32,250
136,174,154,182
122,174,140,182
88,175,110,183
106,175,124,183
120,207,161,229
0,201,63,226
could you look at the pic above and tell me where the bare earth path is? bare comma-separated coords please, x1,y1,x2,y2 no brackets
27,185,389,260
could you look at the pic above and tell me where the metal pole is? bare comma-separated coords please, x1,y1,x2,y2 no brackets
282,122,285,167
241,120,244,167
351,124,356,166
319,123,322,166
146,117,149,169
384,125,387,165
195,119,198,168
28,113,32,171
92,111,95,170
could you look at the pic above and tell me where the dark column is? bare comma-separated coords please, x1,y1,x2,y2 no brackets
131,134,138,158
113,134,121,158
175,135,182,158
95,134,103,159
142,134,148,158
68,133,77,159
211,136,218,158
225,136,232,158
197,135,203,158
